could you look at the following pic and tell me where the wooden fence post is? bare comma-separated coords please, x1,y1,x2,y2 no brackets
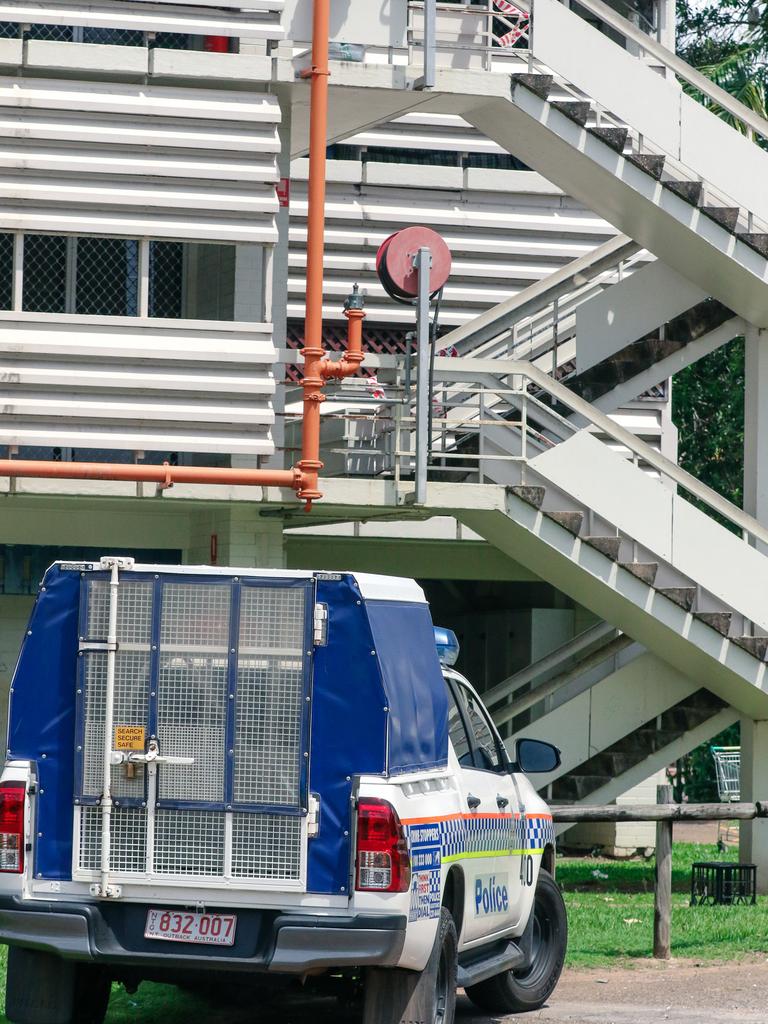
653,783,674,959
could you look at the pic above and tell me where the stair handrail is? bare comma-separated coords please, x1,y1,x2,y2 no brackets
440,234,641,357
430,355,768,550
543,0,768,146
483,619,617,708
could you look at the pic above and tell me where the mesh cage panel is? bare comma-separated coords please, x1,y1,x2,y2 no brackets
232,814,302,880
154,810,225,876
87,580,153,643
234,587,307,807
81,581,153,799
78,806,147,874
157,584,230,803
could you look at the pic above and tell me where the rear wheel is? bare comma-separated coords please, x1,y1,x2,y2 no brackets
465,869,567,1014
5,948,111,1024
363,906,457,1024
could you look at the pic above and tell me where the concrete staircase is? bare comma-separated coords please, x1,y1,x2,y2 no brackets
548,688,729,804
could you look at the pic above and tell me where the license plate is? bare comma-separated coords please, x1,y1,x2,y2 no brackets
144,909,237,946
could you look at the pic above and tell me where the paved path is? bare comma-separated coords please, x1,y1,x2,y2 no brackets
456,960,768,1024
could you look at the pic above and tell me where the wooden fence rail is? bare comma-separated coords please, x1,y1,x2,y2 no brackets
550,791,766,959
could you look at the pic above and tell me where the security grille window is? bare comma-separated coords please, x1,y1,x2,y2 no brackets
0,24,191,47
76,239,139,317
22,236,139,316
17,235,238,320
22,236,67,314
149,242,184,318
75,574,313,886
0,234,12,311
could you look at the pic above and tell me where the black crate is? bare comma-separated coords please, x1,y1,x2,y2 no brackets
690,862,757,906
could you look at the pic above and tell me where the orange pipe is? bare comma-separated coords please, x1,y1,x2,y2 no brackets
322,288,366,380
0,460,302,489
296,0,332,509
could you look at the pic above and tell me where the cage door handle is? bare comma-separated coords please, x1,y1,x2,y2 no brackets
110,750,194,767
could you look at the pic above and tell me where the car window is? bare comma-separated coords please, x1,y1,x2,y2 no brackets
447,686,474,768
455,683,503,772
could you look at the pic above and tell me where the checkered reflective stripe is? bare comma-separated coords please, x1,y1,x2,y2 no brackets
525,814,555,852
438,817,465,860
406,811,554,863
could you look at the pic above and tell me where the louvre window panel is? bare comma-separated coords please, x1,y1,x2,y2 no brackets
0,2,285,40
0,77,281,243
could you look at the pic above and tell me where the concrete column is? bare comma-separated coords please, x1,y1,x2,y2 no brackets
739,716,768,890
185,506,285,569
744,325,768,553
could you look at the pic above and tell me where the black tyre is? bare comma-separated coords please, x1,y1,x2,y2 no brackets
465,869,567,1014
363,906,457,1024
73,964,112,1024
5,948,111,1024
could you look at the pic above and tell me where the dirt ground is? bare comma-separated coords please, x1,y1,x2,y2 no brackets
456,958,768,1023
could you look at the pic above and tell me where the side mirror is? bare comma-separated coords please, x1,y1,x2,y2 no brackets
515,738,561,774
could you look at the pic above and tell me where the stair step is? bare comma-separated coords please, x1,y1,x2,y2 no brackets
733,635,768,661
738,232,768,258
663,179,703,205
658,587,697,611
545,510,584,536
627,152,666,180
584,535,621,560
701,205,740,232
587,125,629,153
511,73,554,101
620,562,659,585
510,485,545,509
694,611,732,637
551,100,591,126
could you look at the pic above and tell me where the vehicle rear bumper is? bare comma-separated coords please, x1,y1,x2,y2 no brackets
0,896,407,973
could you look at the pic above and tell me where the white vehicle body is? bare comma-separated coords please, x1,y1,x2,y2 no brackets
0,560,557,1013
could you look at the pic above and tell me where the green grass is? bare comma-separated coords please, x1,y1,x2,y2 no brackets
559,842,768,968
0,843,764,1019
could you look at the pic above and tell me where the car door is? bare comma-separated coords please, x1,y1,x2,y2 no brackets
446,676,522,944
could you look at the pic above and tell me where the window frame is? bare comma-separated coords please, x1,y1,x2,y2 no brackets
446,675,510,776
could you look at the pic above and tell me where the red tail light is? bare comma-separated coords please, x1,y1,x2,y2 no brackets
355,798,411,893
0,782,25,873
204,36,230,52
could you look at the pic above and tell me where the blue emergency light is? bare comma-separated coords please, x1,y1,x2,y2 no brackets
434,626,460,666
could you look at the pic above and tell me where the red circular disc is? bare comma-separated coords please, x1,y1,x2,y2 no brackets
376,226,452,299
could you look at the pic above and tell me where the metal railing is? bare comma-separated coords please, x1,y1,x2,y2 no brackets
295,354,768,555
0,1,284,44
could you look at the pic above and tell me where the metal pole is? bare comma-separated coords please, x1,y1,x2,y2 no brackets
421,0,436,89
414,247,432,506
99,559,120,900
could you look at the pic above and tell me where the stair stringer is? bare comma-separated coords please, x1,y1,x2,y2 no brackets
584,315,744,415
530,430,768,633
446,84,768,326
575,261,707,375
553,706,739,836
508,650,697,785
454,499,768,720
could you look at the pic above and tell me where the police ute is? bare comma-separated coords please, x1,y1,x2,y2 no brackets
0,558,567,1024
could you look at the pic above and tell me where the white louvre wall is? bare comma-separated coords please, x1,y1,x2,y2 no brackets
0,77,280,242
289,115,615,327
0,66,282,455
0,313,276,454
0,1,285,39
